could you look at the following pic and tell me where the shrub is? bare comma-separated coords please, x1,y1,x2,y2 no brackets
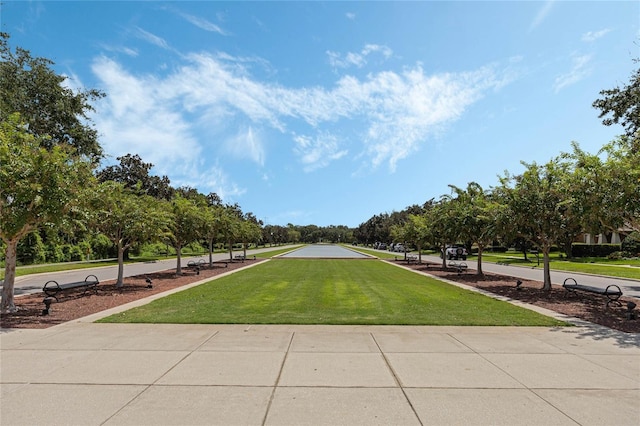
572,243,621,258
607,251,624,260
621,231,640,256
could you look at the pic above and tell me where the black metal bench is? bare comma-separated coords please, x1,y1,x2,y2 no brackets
42,274,100,302
449,261,468,274
187,259,206,275
562,278,623,307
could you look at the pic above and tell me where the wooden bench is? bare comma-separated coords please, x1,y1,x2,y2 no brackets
42,274,99,302
449,261,468,274
562,277,623,307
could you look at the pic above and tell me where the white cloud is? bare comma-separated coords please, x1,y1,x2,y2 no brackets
134,26,170,49
90,56,200,177
99,43,139,57
553,53,592,92
293,133,348,172
178,11,228,35
91,50,511,181
581,29,611,42
529,1,555,31
225,127,265,166
327,44,393,69
346,12,356,20
181,165,246,201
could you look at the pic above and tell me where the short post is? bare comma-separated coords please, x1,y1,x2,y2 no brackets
42,297,55,315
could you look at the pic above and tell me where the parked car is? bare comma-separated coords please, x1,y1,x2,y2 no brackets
394,244,406,252
441,245,468,260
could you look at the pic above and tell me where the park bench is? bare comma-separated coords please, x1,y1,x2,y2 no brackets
449,261,468,274
186,259,206,274
406,254,418,264
42,274,99,302
562,278,623,307
234,254,245,261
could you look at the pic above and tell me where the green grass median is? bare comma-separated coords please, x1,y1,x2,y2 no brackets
98,259,566,326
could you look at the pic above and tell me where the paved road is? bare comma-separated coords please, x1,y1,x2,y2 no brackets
4,246,299,297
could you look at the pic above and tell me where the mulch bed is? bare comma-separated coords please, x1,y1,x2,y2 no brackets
396,260,640,334
2,257,639,333
1,259,263,329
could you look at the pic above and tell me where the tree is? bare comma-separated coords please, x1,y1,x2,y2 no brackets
497,159,572,290
0,33,104,161
166,196,208,275
89,181,170,287
425,199,461,269
1,114,93,312
592,62,640,137
202,204,224,267
600,135,640,233
449,182,500,275
97,154,173,200
392,214,429,262
219,204,244,260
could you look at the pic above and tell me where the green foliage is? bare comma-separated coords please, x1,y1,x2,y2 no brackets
90,233,116,259
0,33,104,160
592,62,640,137
16,232,46,264
571,243,621,258
97,154,173,200
621,231,640,256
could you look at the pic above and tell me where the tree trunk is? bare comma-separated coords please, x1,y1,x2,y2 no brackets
228,240,233,261
542,249,552,291
1,239,19,313
417,243,422,263
116,241,125,288
243,243,247,258
441,243,447,269
208,238,214,267
476,247,484,276
176,244,183,275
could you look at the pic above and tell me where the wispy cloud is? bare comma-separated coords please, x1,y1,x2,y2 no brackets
293,133,348,172
177,11,228,35
529,1,555,31
553,53,592,92
99,43,139,57
581,29,611,42
346,12,356,20
327,44,393,69
226,127,265,166
134,26,170,49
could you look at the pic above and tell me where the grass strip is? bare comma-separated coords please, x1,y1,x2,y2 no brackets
99,259,566,326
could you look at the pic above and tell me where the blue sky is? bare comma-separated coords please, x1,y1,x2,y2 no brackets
4,1,639,227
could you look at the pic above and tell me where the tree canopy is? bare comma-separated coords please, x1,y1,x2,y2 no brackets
0,33,104,161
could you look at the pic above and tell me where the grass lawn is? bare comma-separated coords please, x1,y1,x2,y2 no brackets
98,258,566,326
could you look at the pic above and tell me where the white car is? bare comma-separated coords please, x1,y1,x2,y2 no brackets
442,245,468,260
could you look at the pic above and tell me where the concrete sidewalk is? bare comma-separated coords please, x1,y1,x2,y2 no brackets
2,321,639,425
